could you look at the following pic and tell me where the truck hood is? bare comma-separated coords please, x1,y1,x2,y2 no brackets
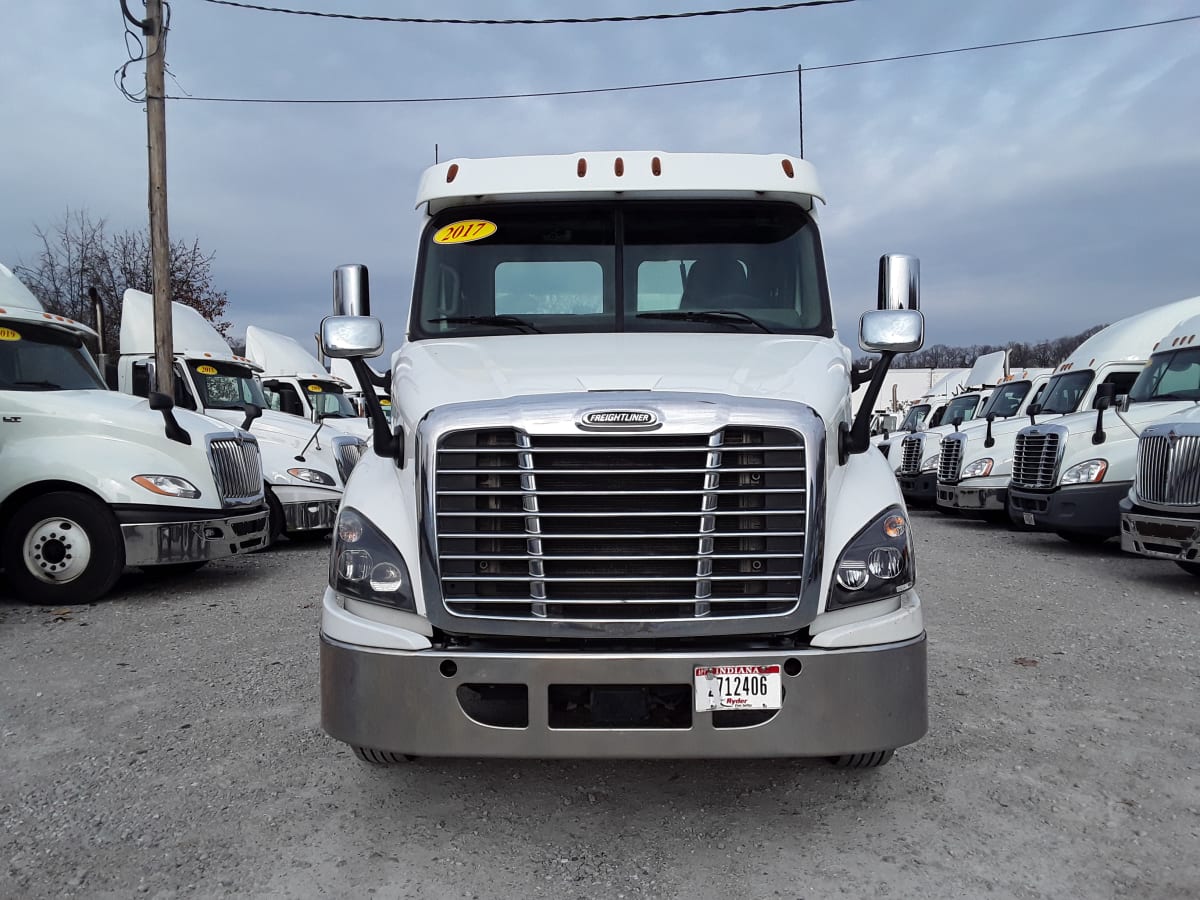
394,332,850,427
5,389,235,445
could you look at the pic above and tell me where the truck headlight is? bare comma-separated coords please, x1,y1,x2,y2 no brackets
961,458,994,479
287,467,336,486
831,507,916,610
330,507,415,611
920,453,940,473
1060,459,1107,485
132,474,201,499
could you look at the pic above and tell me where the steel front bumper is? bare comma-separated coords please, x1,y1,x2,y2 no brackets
1008,482,1131,536
936,481,1006,513
1120,505,1200,562
897,472,937,504
117,506,269,566
320,632,927,759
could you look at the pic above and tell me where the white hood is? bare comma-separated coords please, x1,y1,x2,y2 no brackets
394,332,851,429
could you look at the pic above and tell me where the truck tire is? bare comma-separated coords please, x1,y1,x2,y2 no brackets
2,492,125,605
352,746,413,765
828,749,895,769
265,487,285,544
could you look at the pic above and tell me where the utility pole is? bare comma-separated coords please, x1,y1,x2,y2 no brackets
144,0,173,396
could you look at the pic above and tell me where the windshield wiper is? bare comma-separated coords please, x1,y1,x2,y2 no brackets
636,310,774,333
428,315,543,334
11,380,65,390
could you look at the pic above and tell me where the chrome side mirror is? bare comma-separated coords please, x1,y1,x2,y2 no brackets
859,309,924,353
877,254,920,311
334,264,371,317
320,315,384,359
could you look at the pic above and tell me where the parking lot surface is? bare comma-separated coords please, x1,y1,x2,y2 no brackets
2,511,1198,899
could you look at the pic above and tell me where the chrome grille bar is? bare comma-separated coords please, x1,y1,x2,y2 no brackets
207,434,263,507
1137,432,1200,506
898,435,923,476
1012,430,1062,489
938,435,964,484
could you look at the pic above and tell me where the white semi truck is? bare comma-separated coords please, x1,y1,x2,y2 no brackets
937,296,1200,520
1009,300,1200,542
871,367,967,459
318,151,927,765
1120,404,1200,575
245,325,372,439
0,264,268,603
117,290,362,541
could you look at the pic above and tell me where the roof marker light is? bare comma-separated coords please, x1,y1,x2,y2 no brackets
781,159,795,178
651,156,662,176
577,157,587,177
446,163,459,183
614,157,624,176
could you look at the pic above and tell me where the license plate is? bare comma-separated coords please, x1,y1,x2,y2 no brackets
694,664,782,712
1023,512,1035,526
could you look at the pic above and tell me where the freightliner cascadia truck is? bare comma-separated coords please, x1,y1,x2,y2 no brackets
318,152,927,766
0,264,268,603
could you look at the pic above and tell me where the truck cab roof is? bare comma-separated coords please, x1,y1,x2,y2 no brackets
1053,295,1200,375
119,289,260,369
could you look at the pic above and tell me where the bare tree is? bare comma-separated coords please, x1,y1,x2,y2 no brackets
14,209,230,353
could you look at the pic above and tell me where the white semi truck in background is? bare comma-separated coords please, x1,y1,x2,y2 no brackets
872,367,967,458
0,264,268,603
937,296,1200,520
118,290,362,541
1009,299,1200,543
318,151,927,766
245,325,372,439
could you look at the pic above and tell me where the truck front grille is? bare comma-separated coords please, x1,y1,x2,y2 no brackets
1137,431,1200,506
434,427,806,622
898,435,923,475
1011,431,1061,489
938,435,964,484
333,436,366,485
208,434,264,506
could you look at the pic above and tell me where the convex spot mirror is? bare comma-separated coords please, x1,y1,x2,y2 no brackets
321,315,384,359
860,308,925,353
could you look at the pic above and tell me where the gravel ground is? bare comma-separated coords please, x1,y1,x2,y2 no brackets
2,511,1198,899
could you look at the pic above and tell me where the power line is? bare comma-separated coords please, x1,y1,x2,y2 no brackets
199,0,856,26
158,13,1200,105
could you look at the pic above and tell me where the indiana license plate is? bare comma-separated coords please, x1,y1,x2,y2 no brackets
694,664,782,712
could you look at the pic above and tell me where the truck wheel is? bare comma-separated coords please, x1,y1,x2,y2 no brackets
265,487,285,544
352,746,414,765
828,749,895,769
2,492,125,605
1174,561,1200,577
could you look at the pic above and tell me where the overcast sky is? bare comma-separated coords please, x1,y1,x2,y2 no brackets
2,1,1198,357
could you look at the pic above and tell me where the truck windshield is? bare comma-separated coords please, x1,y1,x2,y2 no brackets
1037,371,1093,414
899,404,930,430
1128,349,1200,403
0,322,106,391
299,379,358,418
188,360,268,410
979,380,1031,418
413,201,831,339
941,394,981,424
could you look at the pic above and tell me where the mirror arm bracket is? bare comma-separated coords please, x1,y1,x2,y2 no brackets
349,357,399,461
848,350,897,456
149,392,191,446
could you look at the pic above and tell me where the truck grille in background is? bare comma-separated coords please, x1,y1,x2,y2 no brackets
208,435,263,506
434,427,807,622
938,436,964,484
1137,432,1200,506
333,436,366,485
1011,431,1061,489
898,435,923,476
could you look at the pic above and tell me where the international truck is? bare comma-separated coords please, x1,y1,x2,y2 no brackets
245,324,373,439
1119,404,1200,575
937,297,1200,520
1009,299,1200,542
117,290,363,541
318,151,927,766
0,264,268,603
891,350,1009,504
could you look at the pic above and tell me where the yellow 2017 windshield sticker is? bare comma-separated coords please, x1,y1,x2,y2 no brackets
307,384,323,393
0,327,21,341
196,364,218,375
433,220,497,245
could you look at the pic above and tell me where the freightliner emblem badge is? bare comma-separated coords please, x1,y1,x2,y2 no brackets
578,409,660,431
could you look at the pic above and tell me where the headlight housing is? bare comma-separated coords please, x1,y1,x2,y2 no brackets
920,453,940,473
132,474,201,499
1060,459,1107,485
330,507,415,611
831,506,916,610
287,467,336,486
961,458,994,479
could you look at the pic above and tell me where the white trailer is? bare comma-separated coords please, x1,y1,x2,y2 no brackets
117,290,363,541
318,151,927,765
0,264,268,603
